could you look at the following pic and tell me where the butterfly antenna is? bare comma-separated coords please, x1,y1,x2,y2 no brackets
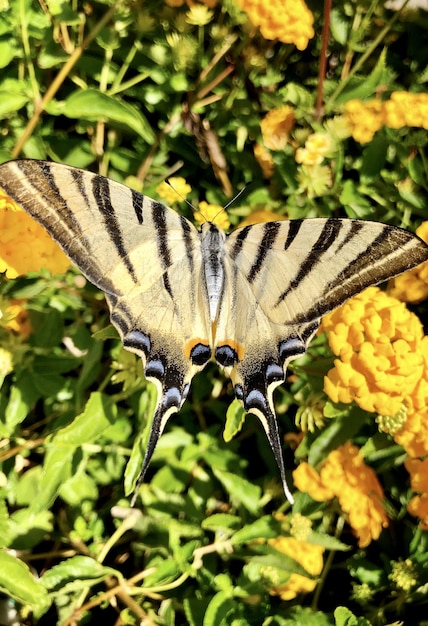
223,183,250,211
209,183,251,225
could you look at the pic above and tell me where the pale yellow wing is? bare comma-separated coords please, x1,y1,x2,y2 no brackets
0,159,213,497
217,218,428,501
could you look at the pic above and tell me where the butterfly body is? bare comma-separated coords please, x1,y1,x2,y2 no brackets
1,159,428,504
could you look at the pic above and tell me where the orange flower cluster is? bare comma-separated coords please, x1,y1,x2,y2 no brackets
344,91,428,143
388,222,428,303
0,191,70,278
320,287,425,417
269,536,324,600
320,285,428,528
260,105,295,151
294,442,389,547
237,0,314,50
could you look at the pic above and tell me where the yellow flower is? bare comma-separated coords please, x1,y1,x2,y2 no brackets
389,559,418,592
237,0,314,50
388,221,428,303
254,143,274,178
344,99,385,144
260,106,295,151
194,200,230,230
269,536,324,600
185,5,214,25
0,191,70,278
156,177,192,205
1,299,32,339
294,442,389,547
295,132,335,165
392,342,428,457
321,287,425,416
384,91,428,130
293,462,335,502
297,164,332,198
344,92,428,144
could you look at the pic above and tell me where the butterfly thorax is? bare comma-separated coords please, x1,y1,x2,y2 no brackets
200,222,226,322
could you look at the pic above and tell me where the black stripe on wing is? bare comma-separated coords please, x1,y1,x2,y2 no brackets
276,218,341,305
91,174,140,285
247,222,281,283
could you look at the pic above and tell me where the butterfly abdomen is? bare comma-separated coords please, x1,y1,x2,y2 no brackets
200,222,227,321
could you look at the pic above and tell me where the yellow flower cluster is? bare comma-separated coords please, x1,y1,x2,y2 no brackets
260,105,295,151
156,177,192,205
295,132,334,166
194,200,230,230
320,287,425,417
237,0,314,50
344,92,428,143
0,192,70,278
294,442,389,547
269,536,324,600
392,342,428,458
388,221,428,303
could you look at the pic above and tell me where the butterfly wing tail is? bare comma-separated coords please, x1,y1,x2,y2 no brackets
130,394,181,507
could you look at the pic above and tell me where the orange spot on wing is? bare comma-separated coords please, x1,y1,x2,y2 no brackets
184,338,211,359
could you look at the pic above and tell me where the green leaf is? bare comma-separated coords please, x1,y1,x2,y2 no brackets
63,89,155,143
213,471,261,514
0,550,50,615
0,85,29,115
201,514,241,533
224,400,246,442
360,133,388,181
30,393,117,511
334,606,372,626
52,392,117,446
41,555,121,593
334,48,391,104
1,379,38,436
307,407,368,467
203,591,235,626
231,516,280,545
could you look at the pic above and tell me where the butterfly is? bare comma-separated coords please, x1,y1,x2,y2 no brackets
1,159,427,504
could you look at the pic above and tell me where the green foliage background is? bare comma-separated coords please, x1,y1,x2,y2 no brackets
0,0,427,624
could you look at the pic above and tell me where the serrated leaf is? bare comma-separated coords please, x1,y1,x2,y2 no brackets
63,89,155,143
41,555,121,593
0,550,50,614
334,48,391,104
